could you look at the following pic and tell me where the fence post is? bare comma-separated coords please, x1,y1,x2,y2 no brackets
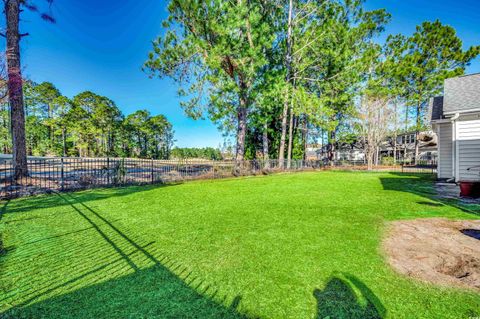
60,157,65,191
107,157,110,185
151,158,154,183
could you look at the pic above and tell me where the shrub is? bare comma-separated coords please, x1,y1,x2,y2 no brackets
382,156,395,166
78,174,97,187
112,158,127,185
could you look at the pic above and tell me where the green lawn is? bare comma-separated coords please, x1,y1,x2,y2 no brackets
0,171,479,318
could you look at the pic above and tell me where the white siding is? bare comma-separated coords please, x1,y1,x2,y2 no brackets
437,123,453,179
457,119,480,181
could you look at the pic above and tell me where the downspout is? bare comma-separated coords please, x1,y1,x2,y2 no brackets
435,123,440,178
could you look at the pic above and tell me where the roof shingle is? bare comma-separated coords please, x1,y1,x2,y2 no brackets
444,73,480,113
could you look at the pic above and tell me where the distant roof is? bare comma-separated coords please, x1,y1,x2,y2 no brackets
429,96,444,121
444,73,480,113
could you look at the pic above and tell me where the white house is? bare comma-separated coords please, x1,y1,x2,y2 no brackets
430,73,480,182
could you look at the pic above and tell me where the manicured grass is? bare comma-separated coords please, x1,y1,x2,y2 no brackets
0,171,479,318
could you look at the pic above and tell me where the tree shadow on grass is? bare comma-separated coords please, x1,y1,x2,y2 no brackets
0,200,8,255
4,264,246,319
314,273,386,319
1,182,183,216
380,173,480,216
1,192,246,319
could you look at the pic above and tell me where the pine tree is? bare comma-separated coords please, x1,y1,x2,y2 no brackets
3,0,54,178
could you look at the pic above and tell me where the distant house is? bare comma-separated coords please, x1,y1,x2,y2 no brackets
430,73,480,182
304,145,323,160
314,131,437,163
379,131,437,163
315,140,365,162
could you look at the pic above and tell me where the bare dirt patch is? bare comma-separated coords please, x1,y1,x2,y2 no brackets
384,218,480,290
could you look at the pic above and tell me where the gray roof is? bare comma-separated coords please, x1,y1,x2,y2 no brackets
429,96,444,121
444,73,480,113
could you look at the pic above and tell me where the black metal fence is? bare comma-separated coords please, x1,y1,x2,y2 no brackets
0,157,436,199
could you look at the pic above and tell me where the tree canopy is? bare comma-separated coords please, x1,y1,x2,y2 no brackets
0,81,175,159
4,0,479,166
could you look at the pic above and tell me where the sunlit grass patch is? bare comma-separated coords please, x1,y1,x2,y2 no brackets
1,171,479,318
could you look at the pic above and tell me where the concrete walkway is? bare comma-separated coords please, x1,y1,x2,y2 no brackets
435,182,480,205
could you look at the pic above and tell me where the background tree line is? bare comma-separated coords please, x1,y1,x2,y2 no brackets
170,147,222,160
2,0,479,178
0,80,174,159
145,0,479,167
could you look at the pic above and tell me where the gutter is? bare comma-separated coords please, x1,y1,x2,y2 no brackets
450,113,460,121
431,118,451,124
444,107,480,115
431,112,460,124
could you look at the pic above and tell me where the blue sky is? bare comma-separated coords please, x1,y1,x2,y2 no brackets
6,0,480,147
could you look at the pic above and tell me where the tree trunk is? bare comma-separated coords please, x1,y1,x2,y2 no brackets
62,127,66,157
302,115,308,161
320,128,325,160
279,90,289,168
367,146,373,171
393,100,397,165
327,130,336,165
235,97,248,165
5,0,28,179
262,122,269,169
286,106,294,169
404,105,408,163
48,103,53,150
278,0,293,169
414,102,421,165
393,138,397,164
